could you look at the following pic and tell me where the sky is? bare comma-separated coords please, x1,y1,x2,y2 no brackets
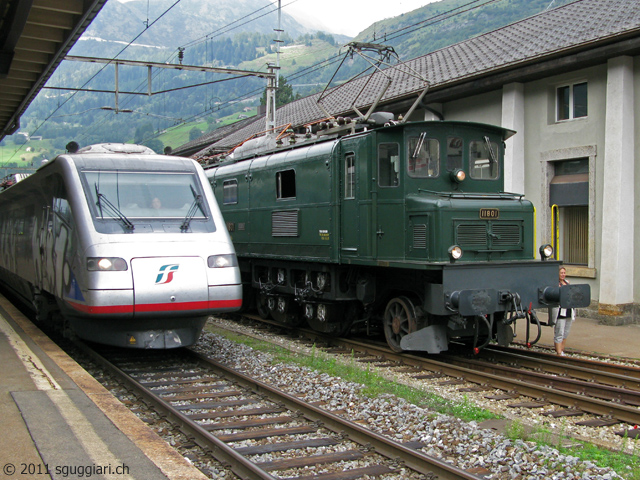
280,0,438,36
117,0,439,38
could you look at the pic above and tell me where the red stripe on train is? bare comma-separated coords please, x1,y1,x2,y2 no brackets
67,299,242,314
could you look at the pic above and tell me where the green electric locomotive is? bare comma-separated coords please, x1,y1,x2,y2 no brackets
205,115,589,353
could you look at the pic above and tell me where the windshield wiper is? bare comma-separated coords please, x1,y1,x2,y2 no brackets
484,136,497,164
181,185,203,231
94,184,134,230
412,132,426,159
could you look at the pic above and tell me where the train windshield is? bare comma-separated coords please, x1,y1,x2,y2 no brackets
83,170,207,221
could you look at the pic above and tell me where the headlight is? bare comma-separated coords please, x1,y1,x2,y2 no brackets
448,245,463,261
87,257,128,271
539,244,554,260
207,254,238,268
450,169,466,183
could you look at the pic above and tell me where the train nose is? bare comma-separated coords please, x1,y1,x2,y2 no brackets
131,257,209,315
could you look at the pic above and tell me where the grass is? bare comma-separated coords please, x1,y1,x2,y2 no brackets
205,322,640,479
205,323,501,423
505,419,640,479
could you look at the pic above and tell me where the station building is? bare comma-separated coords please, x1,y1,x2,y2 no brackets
177,0,640,325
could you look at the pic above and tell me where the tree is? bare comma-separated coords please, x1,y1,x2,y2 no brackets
260,76,300,108
143,139,164,154
189,127,203,142
134,122,154,144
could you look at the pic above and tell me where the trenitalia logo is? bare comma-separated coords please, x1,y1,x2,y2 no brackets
155,264,179,284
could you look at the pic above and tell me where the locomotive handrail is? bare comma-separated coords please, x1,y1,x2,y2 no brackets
416,188,525,200
551,204,560,260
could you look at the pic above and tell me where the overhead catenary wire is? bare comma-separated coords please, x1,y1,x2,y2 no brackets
11,0,516,155
4,0,184,162
136,0,512,145
74,0,299,142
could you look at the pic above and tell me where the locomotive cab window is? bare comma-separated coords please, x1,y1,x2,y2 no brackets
378,143,400,187
407,134,439,178
276,169,296,199
223,179,238,205
83,171,208,221
469,138,499,180
51,173,74,227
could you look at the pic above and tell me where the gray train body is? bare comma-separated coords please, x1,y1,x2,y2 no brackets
0,143,242,348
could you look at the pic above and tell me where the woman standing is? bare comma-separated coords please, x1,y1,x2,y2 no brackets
552,266,575,355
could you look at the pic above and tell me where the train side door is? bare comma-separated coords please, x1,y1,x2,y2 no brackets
340,146,359,258
374,139,405,261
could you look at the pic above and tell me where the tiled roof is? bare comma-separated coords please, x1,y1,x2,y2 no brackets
187,0,640,156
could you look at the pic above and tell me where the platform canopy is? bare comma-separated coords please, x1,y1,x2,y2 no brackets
0,0,107,141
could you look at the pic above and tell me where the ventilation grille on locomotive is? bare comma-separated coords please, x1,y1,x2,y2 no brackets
272,210,299,237
413,224,427,249
491,224,521,246
456,222,522,248
456,224,486,245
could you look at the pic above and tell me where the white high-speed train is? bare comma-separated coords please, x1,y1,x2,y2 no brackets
0,143,242,348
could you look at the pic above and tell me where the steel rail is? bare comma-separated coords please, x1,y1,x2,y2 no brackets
74,342,279,480
283,328,640,425
438,354,640,406
188,350,483,480
486,345,640,383
76,341,482,480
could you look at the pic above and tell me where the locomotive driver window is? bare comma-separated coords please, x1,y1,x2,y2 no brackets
469,138,499,180
408,135,439,178
83,171,206,219
378,143,400,187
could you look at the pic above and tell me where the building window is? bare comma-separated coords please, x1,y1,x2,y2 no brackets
344,154,355,199
223,179,238,205
378,143,399,187
557,82,587,121
276,169,296,199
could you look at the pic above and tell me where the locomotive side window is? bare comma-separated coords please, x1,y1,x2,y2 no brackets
469,138,499,180
446,137,463,171
378,143,400,187
276,169,296,199
51,173,73,227
344,154,355,199
407,134,439,178
223,179,238,205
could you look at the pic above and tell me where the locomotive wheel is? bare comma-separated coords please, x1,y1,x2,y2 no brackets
383,296,417,352
255,293,271,319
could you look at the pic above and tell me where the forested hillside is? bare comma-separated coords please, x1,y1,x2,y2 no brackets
1,0,573,163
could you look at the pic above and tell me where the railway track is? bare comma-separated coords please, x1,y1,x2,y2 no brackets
75,342,485,480
226,315,640,435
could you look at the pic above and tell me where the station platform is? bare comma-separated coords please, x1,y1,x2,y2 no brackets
514,310,640,359
0,294,208,480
